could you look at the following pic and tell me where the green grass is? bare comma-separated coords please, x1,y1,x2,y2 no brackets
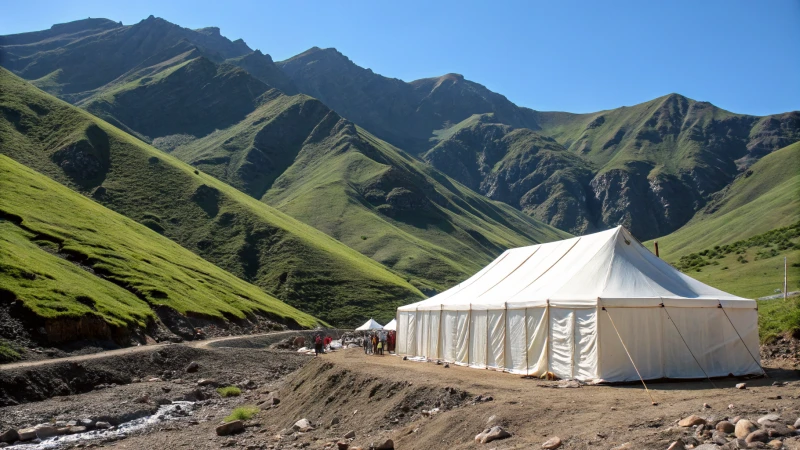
0,340,21,363
173,96,569,304
216,386,242,398
224,405,260,422
0,155,320,329
0,67,425,326
758,296,800,343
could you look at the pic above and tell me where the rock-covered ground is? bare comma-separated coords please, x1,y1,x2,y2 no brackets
0,335,798,449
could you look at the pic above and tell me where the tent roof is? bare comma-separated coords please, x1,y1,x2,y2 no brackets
355,318,384,330
383,318,397,331
399,226,752,311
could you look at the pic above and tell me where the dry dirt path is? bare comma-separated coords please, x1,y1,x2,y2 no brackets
0,330,303,371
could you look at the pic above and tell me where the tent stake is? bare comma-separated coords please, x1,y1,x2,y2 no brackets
719,304,768,378
604,307,658,405
662,305,717,388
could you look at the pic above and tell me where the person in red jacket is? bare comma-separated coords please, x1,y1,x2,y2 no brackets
323,335,333,352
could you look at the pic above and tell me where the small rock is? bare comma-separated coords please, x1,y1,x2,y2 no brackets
185,361,200,373
717,421,735,433
330,417,340,427
734,419,756,438
541,436,561,449
728,404,735,410
337,441,349,450
712,430,728,445
795,418,800,428
67,426,87,434
704,403,712,409
77,419,94,428
735,383,746,389
293,419,314,432
764,421,793,437
474,426,511,444
34,425,59,439
134,394,150,403
611,443,633,449
216,420,244,436
745,429,769,444
693,445,722,450
731,416,742,425
758,414,781,425
95,422,111,430
344,430,356,439
375,439,394,449
767,439,783,449
197,379,214,386
679,415,707,427
0,430,19,443
148,377,161,382
444,363,450,368
666,441,685,450
771,381,787,387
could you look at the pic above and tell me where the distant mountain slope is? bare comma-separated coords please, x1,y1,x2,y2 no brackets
0,155,320,347
173,95,569,292
424,114,596,235
647,141,800,260
80,56,272,140
0,16,292,104
277,47,539,154
0,68,423,325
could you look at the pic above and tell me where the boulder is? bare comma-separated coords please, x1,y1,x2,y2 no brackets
758,414,782,425
721,438,749,450
293,419,314,432
34,425,59,439
679,415,707,427
734,419,756,438
712,430,728,445
344,430,356,439
784,437,800,450
667,441,685,450
375,439,394,449
216,420,244,436
17,428,38,442
541,436,561,449
0,429,19,443
745,430,769,444
185,361,200,373
716,421,735,433
67,426,87,434
764,421,793,437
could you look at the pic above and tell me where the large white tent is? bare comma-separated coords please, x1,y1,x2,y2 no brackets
396,227,761,382
356,318,384,331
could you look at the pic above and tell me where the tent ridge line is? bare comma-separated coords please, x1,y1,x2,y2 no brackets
476,247,541,298
508,237,583,301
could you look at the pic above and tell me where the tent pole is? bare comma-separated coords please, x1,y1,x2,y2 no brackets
466,304,471,366
485,308,490,369
719,304,768,378
571,308,577,380
604,306,658,405
661,304,717,388
524,307,529,377
502,303,508,372
427,310,432,359
438,305,443,361
545,301,551,377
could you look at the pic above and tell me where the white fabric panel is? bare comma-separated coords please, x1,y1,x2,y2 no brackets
573,309,598,380
455,311,469,364
722,308,762,376
441,311,457,362
505,309,527,372
419,311,430,358
660,307,707,379
469,310,488,368
429,310,441,359
526,307,548,375
405,312,416,357
396,313,408,355
549,308,574,379
487,310,505,369
597,308,665,381
383,319,397,331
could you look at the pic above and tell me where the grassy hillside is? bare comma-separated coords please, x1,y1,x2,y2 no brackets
0,156,320,334
0,68,423,325
648,142,800,260
174,96,569,293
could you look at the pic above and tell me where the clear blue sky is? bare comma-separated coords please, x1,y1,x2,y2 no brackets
2,0,798,115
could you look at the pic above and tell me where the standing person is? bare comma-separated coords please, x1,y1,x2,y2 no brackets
362,333,370,354
371,333,378,355
324,335,332,352
377,338,383,355
379,330,387,355
314,333,323,357
388,331,395,353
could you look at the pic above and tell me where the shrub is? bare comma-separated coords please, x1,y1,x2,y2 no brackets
224,405,260,422
216,386,242,397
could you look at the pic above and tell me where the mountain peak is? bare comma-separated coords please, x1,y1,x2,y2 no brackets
196,26,221,36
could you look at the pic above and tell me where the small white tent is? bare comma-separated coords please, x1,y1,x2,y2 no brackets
356,318,384,331
383,318,397,331
396,227,761,382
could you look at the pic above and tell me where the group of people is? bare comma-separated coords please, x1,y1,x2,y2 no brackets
312,333,334,356
362,329,396,355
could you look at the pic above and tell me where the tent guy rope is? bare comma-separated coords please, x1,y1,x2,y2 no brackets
603,306,658,405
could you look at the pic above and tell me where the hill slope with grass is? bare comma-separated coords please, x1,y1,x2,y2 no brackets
173,95,569,293
0,68,424,325
0,155,320,351
641,142,800,300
